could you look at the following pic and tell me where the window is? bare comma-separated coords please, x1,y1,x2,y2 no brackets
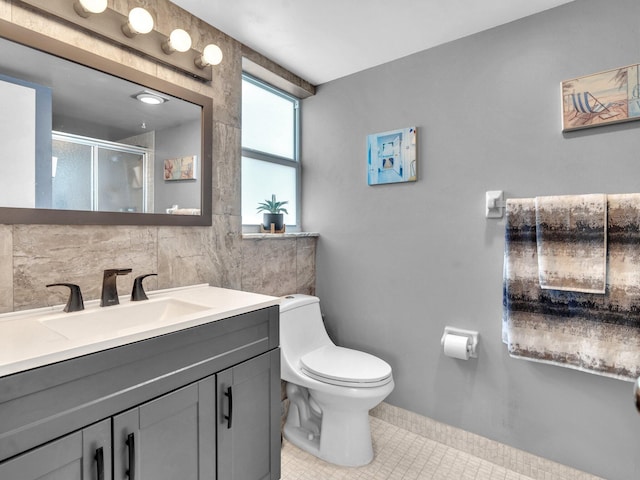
241,74,300,230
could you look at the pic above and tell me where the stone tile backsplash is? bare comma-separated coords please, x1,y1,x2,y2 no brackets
13,225,157,310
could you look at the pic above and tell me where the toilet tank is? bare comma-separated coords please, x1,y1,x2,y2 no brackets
279,294,333,365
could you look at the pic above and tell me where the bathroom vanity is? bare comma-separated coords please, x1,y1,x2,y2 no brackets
0,285,281,480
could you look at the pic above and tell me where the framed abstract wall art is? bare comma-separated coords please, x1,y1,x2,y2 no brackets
562,64,640,132
164,155,197,180
367,127,417,185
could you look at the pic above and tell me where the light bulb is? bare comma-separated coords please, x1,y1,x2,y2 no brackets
136,92,166,105
162,29,192,54
73,0,107,17
122,7,154,37
195,44,223,68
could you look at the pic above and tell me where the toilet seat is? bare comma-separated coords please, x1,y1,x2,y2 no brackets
300,345,392,388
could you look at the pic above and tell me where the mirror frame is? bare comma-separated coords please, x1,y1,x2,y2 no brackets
0,19,213,226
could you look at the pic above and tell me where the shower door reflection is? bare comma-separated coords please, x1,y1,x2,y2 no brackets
52,133,150,213
51,139,92,211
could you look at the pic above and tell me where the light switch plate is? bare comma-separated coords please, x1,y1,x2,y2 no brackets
485,190,504,218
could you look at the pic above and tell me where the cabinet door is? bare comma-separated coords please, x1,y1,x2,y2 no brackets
0,419,111,480
113,380,215,480
83,419,113,480
217,349,281,480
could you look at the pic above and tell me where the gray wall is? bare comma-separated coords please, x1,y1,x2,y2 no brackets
155,120,201,212
301,1,640,479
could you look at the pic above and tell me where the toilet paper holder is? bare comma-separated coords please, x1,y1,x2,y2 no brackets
440,326,479,358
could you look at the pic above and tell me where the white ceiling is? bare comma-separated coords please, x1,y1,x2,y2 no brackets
172,0,575,86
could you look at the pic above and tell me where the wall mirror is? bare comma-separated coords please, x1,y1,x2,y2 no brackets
0,20,212,226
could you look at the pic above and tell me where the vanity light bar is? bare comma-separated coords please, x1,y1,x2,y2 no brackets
17,0,222,82
162,28,192,54
121,6,155,37
73,0,107,17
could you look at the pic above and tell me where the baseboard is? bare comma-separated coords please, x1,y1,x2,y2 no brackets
370,402,602,480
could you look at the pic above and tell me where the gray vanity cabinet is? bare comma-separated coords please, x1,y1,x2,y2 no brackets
113,379,216,480
0,305,280,480
110,349,280,480
0,418,112,480
217,350,281,480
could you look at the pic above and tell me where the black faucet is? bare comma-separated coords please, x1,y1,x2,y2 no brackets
46,283,84,313
101,268,132,307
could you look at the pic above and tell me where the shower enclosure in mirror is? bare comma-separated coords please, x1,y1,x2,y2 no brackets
0,19,212,226
51,133,151,214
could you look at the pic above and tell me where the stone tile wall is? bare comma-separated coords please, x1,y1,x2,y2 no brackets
0,0,315,312
241,233,318,297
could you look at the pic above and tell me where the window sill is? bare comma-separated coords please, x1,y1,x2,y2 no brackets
242,232,319,240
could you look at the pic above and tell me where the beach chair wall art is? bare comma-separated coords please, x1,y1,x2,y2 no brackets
562,63,640,131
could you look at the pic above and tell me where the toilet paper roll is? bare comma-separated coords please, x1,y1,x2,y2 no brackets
443,334,470,360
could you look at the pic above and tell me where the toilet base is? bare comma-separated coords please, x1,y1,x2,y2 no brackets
284,383,375,467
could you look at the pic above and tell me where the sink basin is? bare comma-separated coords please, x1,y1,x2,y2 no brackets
39,298,210,340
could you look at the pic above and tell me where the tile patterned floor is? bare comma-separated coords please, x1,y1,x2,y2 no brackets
281,416,536,480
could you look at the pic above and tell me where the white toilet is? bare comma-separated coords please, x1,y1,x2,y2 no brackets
279,294,394,467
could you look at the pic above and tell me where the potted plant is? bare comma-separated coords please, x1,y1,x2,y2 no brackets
257,194,288,232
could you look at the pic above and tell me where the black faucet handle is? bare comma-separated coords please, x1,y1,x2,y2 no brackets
46,283,85,313
131,273,157,301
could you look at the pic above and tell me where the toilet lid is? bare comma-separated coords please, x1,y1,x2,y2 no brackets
300,345,392,388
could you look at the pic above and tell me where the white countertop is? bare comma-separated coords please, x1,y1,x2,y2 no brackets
0,284,280,377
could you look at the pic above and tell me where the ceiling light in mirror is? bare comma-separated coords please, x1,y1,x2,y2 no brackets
163,29,192,54
73,0,107,17
196,44,223,68
135,91,167,105
122,7,154,37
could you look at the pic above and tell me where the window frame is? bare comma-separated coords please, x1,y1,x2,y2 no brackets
241,73,301,232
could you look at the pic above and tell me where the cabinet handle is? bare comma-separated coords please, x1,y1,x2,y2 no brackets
125,432,136,479
224,386,233,429
94,446,104,480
